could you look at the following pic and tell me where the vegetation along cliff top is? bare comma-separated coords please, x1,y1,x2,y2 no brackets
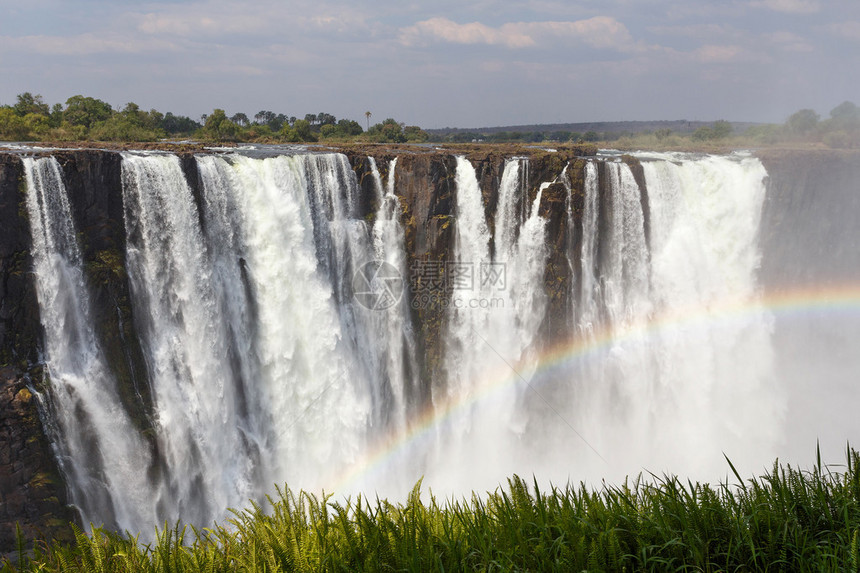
2,92,859,153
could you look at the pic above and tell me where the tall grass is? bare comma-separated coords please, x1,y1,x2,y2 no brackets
4,447,860,572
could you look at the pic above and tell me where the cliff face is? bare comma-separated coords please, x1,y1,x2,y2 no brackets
758,149,860,288
0,152,78,553
0,155,39,368
0,145,607,551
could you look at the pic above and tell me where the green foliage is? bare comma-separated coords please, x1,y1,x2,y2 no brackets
4,448,860,571
319,119,363,140
692,120,732,141
787,108,819,135
711,119,732,138
655,128,673,140
367,118,408,143
403,125,429,142
255,110,289,131
63,96,113,129
0,91,424,144
281,119,318,142
89,103,166,142
160,112,200,135
830,101,860,124
13,92,50,117
0,108,31,140
230,112,249,126
200,108,239,141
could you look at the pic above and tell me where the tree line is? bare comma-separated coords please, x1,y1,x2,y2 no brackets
0,93,429,144
752,101,860,148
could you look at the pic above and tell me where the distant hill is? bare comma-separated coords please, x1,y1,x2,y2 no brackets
426,120,762,136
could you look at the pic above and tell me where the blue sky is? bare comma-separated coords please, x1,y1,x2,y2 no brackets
1,0,858,128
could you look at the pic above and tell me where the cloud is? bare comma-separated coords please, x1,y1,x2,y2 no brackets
763,31,814,51
829,21,860,42
693,44,771,64
399,18,533,48
0,33,179,56
135,2,374,40
750,0,820,14
137,13,271,36
398,16,635,51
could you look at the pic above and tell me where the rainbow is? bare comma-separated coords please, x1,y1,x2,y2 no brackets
328,283,860,493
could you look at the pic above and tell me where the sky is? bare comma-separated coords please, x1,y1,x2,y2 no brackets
0,0,858,129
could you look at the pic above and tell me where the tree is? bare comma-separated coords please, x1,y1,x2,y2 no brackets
711,120,732,139
691,126,714,141
281,119,317,142
231,112,249,126
317,112,336,126
365,111,372,131
827,101,860,133
830,101,860,122
786,109,819,135
255,110,276,125
63,95,113,128
368,118,407,143
404,125,428,142
272,114,288,131
202,108,239,140
13,93,50,116
336,118,363,136
161,112,201,135
0,108,30,139
88,102,166,141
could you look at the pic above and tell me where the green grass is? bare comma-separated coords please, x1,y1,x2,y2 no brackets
4,446,860,572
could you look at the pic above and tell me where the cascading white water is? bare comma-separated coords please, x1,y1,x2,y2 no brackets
27,148,787,533
578,161,601,334
367,157,419,432
639,155,779,471
428,157,550,490
23,157,156,531
549,153,780,482
121,153,257,525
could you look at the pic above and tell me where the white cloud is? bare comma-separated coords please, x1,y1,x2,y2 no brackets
693,44,771,64
135,2,374,39
399,18,533,48
0,33,179,56
751,0,820,14
398,16,636,51
695,44,744,63
829,21,860,42
763,31,814,51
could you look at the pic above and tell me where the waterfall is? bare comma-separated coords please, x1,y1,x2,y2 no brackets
368,157,419,431
578,161,600,334
430,157,550,489
23,157,156,531
121,152,256,525
559,153,779,478
22,148,786,533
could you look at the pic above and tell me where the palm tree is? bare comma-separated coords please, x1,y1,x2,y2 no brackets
365,111,372,132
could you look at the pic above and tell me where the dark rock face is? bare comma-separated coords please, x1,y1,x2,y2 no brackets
0,155,39,367
0,366,76,556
